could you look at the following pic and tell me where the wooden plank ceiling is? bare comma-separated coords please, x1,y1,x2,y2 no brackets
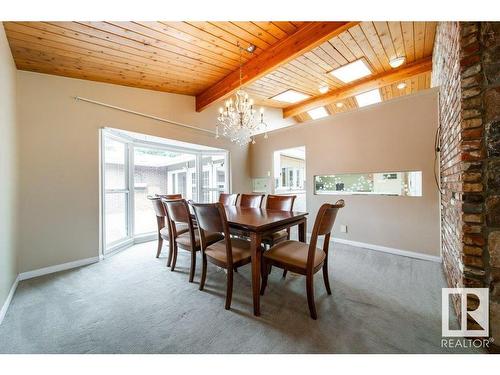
3,21,437,122
3,21,305,95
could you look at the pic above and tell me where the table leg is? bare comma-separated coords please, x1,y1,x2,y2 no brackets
298,218,307,243
249,232,262,316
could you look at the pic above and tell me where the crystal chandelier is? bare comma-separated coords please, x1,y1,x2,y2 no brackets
216,43,267,145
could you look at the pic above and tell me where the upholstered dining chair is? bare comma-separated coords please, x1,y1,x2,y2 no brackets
238,193,265,208
148,194,182,260
219,193,239,206
260,200,345,319
163,199,223,282
191,202,253,310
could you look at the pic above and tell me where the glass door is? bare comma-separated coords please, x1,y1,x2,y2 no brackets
103,135,132,252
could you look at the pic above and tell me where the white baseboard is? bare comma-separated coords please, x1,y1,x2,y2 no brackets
331,237,442,263
18,256,100,281
0,275,20,325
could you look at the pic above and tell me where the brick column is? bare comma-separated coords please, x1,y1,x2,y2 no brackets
433,21,499,351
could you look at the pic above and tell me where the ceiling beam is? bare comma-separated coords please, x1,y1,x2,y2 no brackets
282,57,433,118
195,21,358,112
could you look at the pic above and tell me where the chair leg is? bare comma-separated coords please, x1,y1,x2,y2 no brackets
260,262,270,295
156,233,163,258
189,249,196,283
170,242,178,272
282,269,288,278
322,261,332,295
225,267,234,310
306,274,317,320
199,253,207,291
166,242,173,267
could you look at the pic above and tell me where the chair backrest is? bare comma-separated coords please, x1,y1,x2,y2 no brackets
163,199,196,241
148,196,166,218
163,199,191,224
239,194,265,208
191,203,234,265
219,193,239,206
307,200,345,271
156,193,182,200
266,194,296,211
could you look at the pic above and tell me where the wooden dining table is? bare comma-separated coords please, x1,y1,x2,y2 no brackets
223,206,308,316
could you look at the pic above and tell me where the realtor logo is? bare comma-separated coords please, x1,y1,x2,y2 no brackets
442,288,489,337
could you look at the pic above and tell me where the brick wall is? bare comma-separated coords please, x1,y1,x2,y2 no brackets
432,21,500,349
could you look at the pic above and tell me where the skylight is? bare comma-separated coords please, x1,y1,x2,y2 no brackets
271,89,311,103
330,59,372,83
355,89,382,107
307,107,329,120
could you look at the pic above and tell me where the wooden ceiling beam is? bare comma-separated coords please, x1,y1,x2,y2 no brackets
195,21,358,112
282,56,432,118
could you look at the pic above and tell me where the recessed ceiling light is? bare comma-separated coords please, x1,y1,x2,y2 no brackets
329,59,372,83
397,82,407,90
270,89,311,104
319,85,329,94
336,102,344,108
355,89,382,107
389,56,405,68
307,107,329,120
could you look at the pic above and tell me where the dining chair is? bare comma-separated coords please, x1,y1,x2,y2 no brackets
163,199,223,282
191,202,253,310
219,193,239,206
149,193,183,261
260,200,345,319
238,193,265,208
262,195,297,247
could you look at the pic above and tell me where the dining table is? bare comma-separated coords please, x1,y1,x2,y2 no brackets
223,206,308,316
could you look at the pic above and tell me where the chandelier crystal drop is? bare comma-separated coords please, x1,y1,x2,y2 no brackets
216,43,267,145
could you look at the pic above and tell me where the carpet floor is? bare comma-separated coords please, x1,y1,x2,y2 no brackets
0,242,477,353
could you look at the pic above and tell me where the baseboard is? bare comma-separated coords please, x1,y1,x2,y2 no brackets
331,237,442,263
0,275,20,325
18,256,100,281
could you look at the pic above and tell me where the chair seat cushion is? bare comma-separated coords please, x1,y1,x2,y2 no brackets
205,238,252,265
159,223,190,239
263,240,325,270
176,231,223,249
262,230,288,244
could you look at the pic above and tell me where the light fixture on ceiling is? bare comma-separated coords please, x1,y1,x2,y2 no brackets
329,59,372,83
389,56,406,68
216,42,267,145
397,82,407,90
319,85,329,94
355,89,382,107
307,107,329,120
270,89,311,103
246,44,256,53
336,102,344,108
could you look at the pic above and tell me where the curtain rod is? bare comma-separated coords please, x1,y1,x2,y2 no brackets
73,96,216,135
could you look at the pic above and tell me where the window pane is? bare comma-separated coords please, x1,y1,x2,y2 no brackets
133,146,196,235
314,171,423,196
105,192,128,245
201,154,227,203
105,138,127,190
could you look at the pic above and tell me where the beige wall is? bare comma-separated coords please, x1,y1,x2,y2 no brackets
250,89,441,257
0,25,18,307
15,71,289,272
